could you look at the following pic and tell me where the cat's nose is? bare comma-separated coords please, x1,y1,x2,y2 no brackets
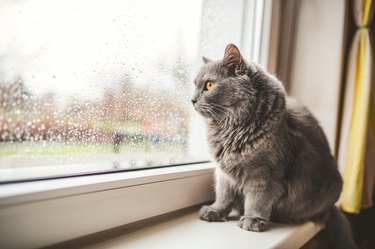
191,99,197,105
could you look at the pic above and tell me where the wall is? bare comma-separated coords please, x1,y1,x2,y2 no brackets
289,0,346,152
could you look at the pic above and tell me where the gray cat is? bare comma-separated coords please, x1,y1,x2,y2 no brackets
192,44,357,249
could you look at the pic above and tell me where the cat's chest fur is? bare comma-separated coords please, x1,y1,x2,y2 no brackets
207,119,269,156
205,115,286,191
207,124,268,180
207,126,246,163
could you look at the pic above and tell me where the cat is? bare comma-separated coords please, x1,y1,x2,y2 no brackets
192,44,357,249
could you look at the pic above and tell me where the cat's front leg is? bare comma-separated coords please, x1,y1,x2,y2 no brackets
238,191,272,231
239,184,282,232
200,169,235,222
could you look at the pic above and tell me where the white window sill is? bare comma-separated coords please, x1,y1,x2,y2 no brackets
0,163,215,249
81,209,323,249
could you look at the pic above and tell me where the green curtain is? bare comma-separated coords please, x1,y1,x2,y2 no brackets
338,0,375,214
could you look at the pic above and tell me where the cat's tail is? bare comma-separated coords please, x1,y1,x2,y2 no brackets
324,206,358,249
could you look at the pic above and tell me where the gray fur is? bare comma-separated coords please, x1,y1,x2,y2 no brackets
192,44,357,248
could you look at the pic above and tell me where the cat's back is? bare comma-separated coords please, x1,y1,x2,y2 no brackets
285,98,331,151
270,98,343,222
282,98,342,208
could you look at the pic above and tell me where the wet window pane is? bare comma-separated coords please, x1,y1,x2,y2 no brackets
0,0,250,181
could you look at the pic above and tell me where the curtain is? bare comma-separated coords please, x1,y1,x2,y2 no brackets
338,0,375,214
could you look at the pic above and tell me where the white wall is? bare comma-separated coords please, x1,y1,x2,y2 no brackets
289,0,346,151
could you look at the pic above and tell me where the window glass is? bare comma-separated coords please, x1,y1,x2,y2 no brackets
0,0,259,181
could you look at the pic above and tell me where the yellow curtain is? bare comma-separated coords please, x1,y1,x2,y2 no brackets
338,0,375,214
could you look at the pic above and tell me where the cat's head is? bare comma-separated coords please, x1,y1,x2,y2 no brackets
192,43,285,124
192,44,256,122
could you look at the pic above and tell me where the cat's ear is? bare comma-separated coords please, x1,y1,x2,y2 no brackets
223,43,246,73
202,56,212,64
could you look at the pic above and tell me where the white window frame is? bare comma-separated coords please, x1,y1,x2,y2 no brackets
0,1,277,248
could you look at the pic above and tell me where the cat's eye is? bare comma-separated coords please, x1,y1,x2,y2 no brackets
205,81,216,91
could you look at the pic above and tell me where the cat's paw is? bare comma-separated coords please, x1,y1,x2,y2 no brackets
199,205,226,222
238,216,267,232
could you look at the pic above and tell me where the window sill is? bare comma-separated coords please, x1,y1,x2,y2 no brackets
79,208,323,249
0,163,215,249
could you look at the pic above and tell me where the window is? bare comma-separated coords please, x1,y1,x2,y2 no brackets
0,0,271,248
1,0,212,181
0,0,269,182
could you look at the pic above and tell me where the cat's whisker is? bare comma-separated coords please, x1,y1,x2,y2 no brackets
212,111,228,126
210,102,227,110
204,104,226,121
205,107,223,123
209,108,226,125
200,103,228,117
210,105,232,125
212,106,229,118
210,104,232,123
199,104,226,125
